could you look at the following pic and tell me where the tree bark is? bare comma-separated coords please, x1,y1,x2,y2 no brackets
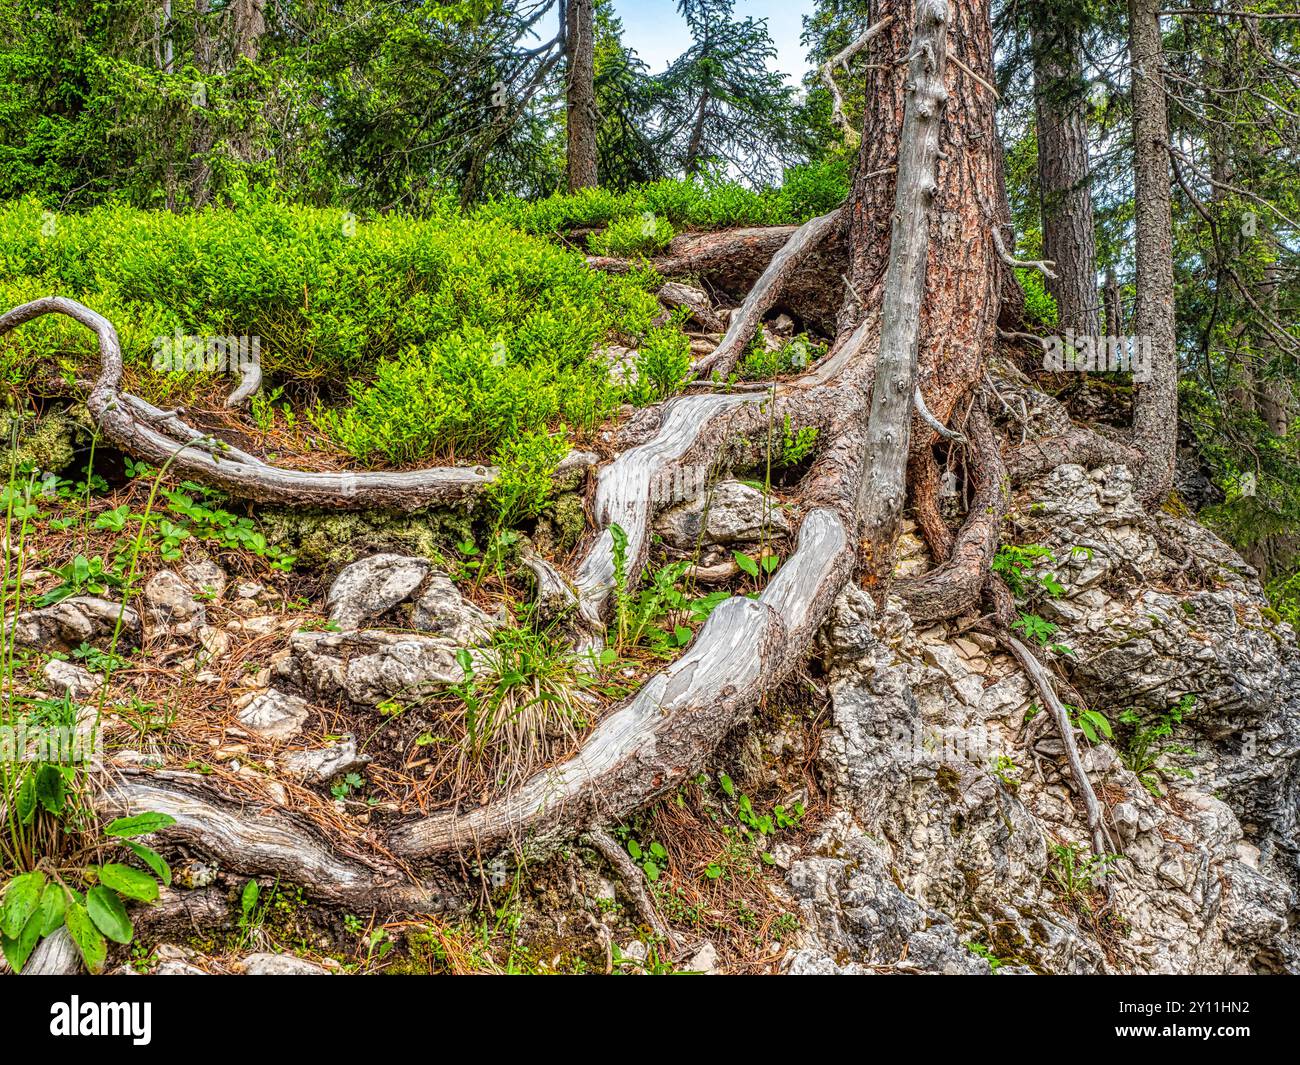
1128,0,1179,504
856,0,950,590
1033,19,1099,337
565,0,599,191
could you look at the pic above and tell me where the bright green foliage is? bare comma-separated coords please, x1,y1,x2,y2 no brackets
587,213,676,257
630,323,693,404
486,429,572,528
1117,694,1197,796
479,159,849,237
0,812,175,973
738,331,826,381
0,196,664,464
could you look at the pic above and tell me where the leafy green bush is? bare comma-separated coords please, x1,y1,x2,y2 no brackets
1017,268,1059,328
629,322,692,404
0,194,663,464
486,428,572,528
738,331,825,381
587,212,676,257
478,159,849,238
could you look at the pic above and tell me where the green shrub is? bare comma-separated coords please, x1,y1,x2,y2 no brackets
738,331,825,381
477,159,849,238
486,428,572,528
587,212,675,257
629,323,692,404
1017,268,1059,327
0,194,660,463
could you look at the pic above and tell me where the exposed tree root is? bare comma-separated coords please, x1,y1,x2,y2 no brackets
588,225,847,336
997,633,1117,866
0,297,595,511
693,207,844,381
2,3,1152,928
98,774,462,913
585,827,676,950
897,400,1006,621
395,0,952,863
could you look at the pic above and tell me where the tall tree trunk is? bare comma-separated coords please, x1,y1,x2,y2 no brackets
565,0,598,191
190,0,215,208
1033,19,1099,337
1128,0,1178,504
684,89,710,175
841,0,1001,586
843,2,1000,446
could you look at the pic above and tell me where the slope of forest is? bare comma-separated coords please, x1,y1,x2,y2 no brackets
0,0,1297,982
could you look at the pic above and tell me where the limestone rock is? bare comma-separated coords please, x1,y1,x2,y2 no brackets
284,629,465,707
7,596,140,651
144,569,206,637
235,953,329,975
236,688,310,742
411,573,501,643
654,479,790,552
42,658,98,700
326,553,430,630
279,735,369,784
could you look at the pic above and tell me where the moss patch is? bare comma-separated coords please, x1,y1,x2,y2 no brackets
259,506,477,569
1,407,86,475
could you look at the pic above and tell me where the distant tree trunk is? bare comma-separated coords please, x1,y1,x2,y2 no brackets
1128,0,1178,504
1033,21,1098,337
1103,267,1122,337
684,89,710,175
190,0,215,208
231,0,266,60
565,0,598,191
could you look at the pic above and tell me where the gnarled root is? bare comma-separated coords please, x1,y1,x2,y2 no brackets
0,297,594,511
996,633,1117,867
693,207,844,381
98,774,462,913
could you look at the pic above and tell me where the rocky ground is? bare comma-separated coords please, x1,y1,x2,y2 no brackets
4,313,1297,976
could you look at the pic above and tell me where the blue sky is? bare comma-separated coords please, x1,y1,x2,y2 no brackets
610,0,812,85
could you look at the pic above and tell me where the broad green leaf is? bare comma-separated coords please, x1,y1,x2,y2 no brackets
124,841,172,887
15,773,36,824
642,860,660,881
35,765,65,815
65,901,107,973
626,839,642,859
104,811,177,839
1,871,46,939
36,882,66,937
733,551,759,578
86,886,133,945
241,879,260,916
1,913,43,973
97,863,159,903
673,625,692,645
